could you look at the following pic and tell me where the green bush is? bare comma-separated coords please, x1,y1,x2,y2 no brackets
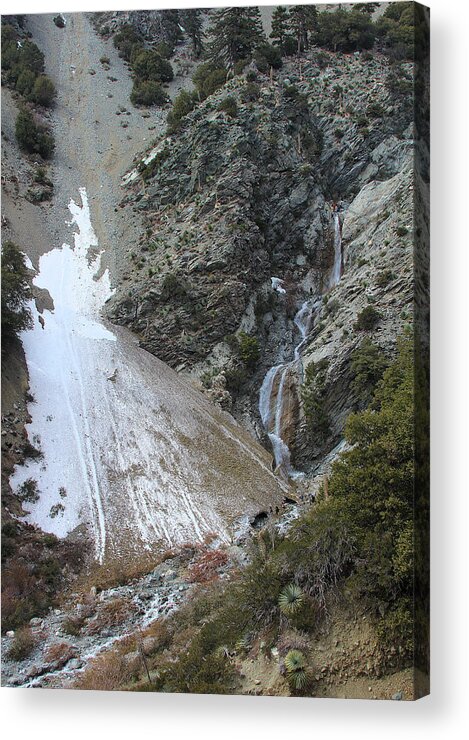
160,272,187,301
131,48,173,83
366,102,385,118
15,108,55,159
376,269,395,288
354,305,381,331
30,75,56,107
166,89,197,133
314,7,374,53
301,359,330,445
237,331,259,370
351,338,388,403
192,62,226,100
130,81,167,107
328,335,416,656
154,41,173,60
254,43,282,73
113,24,142,62
217,96,238,118
241,81,260,102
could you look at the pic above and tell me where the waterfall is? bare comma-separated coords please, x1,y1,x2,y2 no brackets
258,210,343,478
329,212,342,289
258,301,315,476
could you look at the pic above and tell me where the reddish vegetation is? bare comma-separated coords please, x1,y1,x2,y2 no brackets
187,548,229,583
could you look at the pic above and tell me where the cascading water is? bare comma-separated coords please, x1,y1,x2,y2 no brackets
259,211,343,477
329,212,343,289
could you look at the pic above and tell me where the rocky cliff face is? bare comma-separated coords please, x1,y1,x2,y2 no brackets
108,46,427,474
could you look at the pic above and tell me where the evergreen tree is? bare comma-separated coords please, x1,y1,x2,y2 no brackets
354,2,381,14
1,241,32,345
270,6,294,55
159,9,183,49
289,4,312,53
181,9,204,57
207,7,266,69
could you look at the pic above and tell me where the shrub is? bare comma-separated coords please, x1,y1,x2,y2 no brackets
86,597,133,636
241,81,260,102
130,80,167,107
30,75,56,107
113,23,142,62
217,96,238,118
15,108,55,159
99,55,110,65
354,305,382,331
254,43,282,73
351,338,388,402
237,331,259,370
15,67,36,97
367,102,385,118
396,225,408,237
62,615,85,637
301,359,330,445
224,366,247,393
74,651,134,691
188,549,229,583
53,15,65,29
18,478,40,503
192,62,226,100
154,41,173,60
328,334,417,658
160,272,187,301
131,48,173,83
6,627,36,661
166,89,196,133
376,269,395,288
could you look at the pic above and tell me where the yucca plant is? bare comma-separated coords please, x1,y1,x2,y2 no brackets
278,584,304,617
284,649,309,691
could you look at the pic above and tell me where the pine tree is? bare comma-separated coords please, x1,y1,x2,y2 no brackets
181,9,204,57
1,241,32,345
206,7,266,69
289,4,318,54
270,6,294,55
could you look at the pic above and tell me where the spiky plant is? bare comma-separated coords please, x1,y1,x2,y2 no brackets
278,584,304,617
235,633,252,654
284,649,308,691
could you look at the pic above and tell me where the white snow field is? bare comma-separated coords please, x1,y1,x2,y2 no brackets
11,188,287,565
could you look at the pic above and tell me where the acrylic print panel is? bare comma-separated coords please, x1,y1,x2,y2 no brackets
1,2,429,699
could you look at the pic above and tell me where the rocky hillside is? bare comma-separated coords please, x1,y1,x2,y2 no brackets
108,46,426,472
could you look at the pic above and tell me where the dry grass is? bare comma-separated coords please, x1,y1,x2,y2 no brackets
85,596,133,635
5,627,36,661
44,641,76,665
73,651,134,691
